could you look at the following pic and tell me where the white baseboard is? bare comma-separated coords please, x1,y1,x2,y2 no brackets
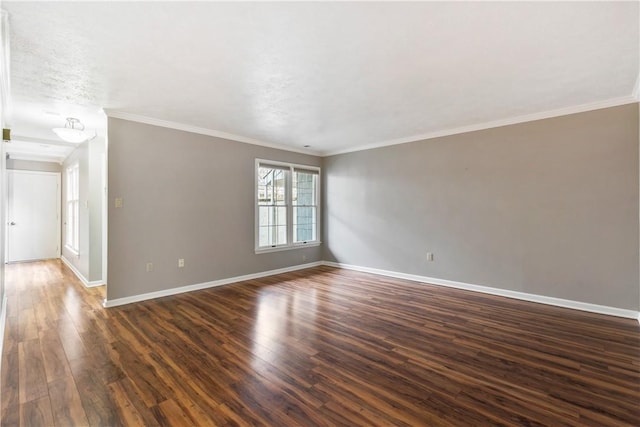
323,261,640,320
103,261,324,308
86,280,104,288
98,257,639,322
60,256,104,288
0,295,7,371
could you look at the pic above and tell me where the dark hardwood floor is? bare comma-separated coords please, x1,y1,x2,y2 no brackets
1,260,639,426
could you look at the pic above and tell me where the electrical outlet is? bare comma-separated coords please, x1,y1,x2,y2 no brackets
178,258,185,268
426,252,434,262
146,262,153,272
302,255,307,262
115,197,123,208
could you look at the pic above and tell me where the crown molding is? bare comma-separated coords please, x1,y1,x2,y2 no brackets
10,134,79,147
104,95,638,159
5,152,64,164
103,109,321,156
321,95,639,157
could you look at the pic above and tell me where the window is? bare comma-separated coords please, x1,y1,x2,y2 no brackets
65,163,79,253
256,160,320,252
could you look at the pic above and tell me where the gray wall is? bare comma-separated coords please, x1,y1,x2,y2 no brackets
323,104,640,310
107,118,322,301
7,158,61,173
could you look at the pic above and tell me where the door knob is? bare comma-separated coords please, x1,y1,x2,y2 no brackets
9,222,15,225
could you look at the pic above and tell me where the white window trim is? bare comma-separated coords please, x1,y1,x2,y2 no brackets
255,159,322,254
65,162,80,255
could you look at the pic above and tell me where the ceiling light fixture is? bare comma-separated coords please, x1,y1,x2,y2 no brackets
52,117,91,143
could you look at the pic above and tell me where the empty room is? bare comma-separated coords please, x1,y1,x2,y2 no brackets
0,1,638,426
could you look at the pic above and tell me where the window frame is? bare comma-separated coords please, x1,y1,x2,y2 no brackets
255,159,321,254
65,162,80,254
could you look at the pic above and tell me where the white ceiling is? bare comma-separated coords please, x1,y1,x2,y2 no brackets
3,1,639,158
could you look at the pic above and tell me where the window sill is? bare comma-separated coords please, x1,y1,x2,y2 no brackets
255,241,322,254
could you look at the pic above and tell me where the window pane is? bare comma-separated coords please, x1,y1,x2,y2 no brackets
293,171,316,206
258,206,287,247
293,206,316,242
258,167,286,206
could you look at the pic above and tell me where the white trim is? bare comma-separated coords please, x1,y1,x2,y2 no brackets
6,169,59,177
105,97,638,158
99,258,640,320
323,261,640,320
0,296,7,372
103,261,323,308
61,255,103,288
322,96,638,156
87,280,104,288
64,163,80,253
9,134,77,147
255,159,321,252
255,241,322,254
104,109,321,156
632,72,640,101
6,153,65,164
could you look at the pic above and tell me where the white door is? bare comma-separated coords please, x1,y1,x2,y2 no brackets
7,170,61,262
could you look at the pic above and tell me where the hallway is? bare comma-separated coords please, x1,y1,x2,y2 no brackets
1,260,105,425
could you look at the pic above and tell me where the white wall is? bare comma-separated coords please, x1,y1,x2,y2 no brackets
62,137,105,284
89,138,105,281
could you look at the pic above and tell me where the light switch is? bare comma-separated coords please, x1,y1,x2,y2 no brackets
115,198,123,208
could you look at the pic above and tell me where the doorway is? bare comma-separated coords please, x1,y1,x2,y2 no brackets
7,170,61,262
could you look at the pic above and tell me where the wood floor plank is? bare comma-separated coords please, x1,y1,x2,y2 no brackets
1,349,19,418
18,340,48,404
19,396,54,427
108,340,172,408
107,379,159,427
1,260,639,426
68,356,122,427
39,328,73,384
47,377,90,427
17,309,37,342
2,404,20,427
150,399,197,427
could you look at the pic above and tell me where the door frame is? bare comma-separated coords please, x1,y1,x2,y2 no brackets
6,169,62,262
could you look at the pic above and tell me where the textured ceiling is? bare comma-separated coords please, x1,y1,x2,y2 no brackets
3,1,639,157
